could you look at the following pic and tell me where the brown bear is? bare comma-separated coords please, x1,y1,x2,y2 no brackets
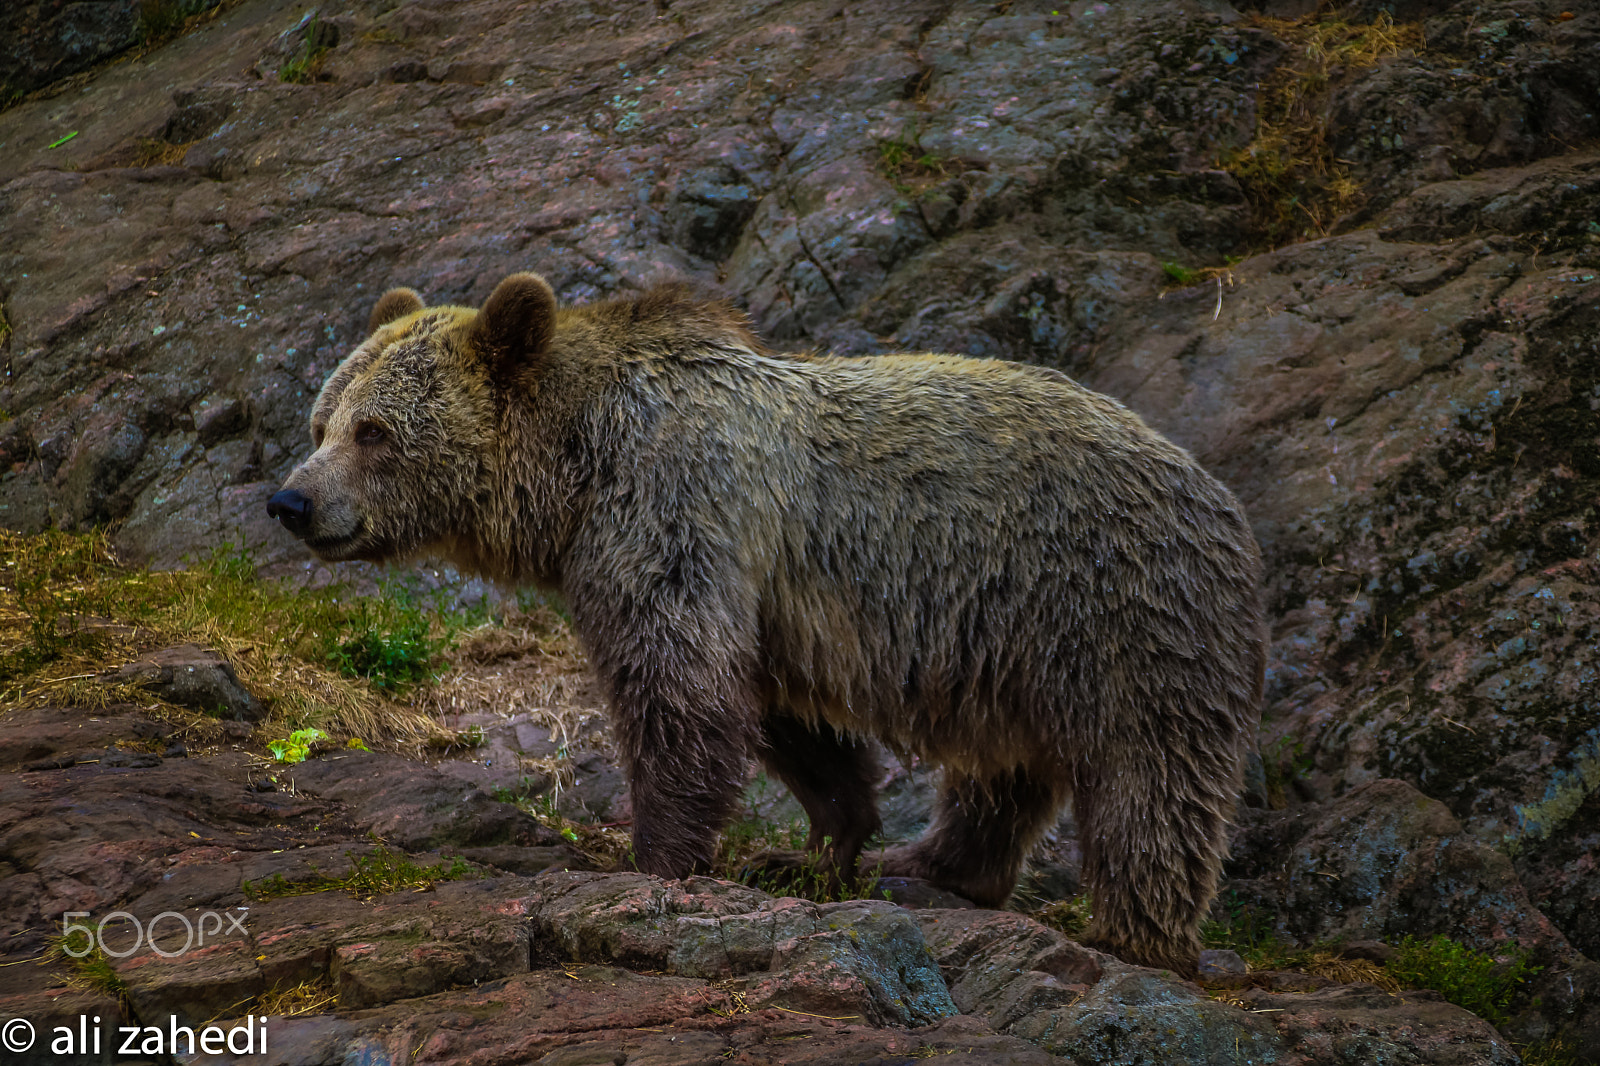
268,272,1264,976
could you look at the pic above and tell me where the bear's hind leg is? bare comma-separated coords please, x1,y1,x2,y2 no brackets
878,767,1063,908
754,712,883,873
1071,751,1233,978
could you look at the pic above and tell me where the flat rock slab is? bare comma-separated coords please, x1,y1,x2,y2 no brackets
0,703,164,770
188,968,1063,1066
113,877,543,1023
283,751,560,850
523,871,956,1027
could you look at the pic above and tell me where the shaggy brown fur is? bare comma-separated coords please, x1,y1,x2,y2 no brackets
271,272,1265,976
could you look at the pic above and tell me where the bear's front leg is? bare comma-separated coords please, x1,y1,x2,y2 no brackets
562,469,769,879
615,697,756,878
567,569,762,878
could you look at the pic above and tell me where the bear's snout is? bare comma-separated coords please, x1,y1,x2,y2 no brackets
267,489,314,537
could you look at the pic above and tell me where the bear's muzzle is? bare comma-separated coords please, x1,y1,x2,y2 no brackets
266,488,314,538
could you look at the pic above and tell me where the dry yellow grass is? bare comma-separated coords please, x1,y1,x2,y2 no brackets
256,978,340,1017
0,529,461,752
1297,951,1401,992
1227,11,1425,245
416,606,611,780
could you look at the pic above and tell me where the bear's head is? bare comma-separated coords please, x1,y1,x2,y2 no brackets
267,272,556,564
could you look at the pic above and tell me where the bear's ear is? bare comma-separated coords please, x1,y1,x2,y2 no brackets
472,272,558,374
368,288,424,333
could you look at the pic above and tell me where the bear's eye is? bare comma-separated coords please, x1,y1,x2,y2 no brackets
354,421,387,446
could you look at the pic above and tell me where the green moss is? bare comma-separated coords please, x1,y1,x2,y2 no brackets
1385,934,1539,1026
1512,733,1600,844
242,846,471,901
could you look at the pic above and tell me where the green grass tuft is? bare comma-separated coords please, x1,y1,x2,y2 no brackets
713,816,892,904
326,596,440,693
49,937,129,1001
1202,891,1294,966
876,136,947,199
278,13,333,84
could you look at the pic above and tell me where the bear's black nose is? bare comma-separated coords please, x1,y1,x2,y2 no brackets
267,489,313,535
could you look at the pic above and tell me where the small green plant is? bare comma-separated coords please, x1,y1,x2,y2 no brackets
1385,934,1540,1026
1201,891,1292,965
1162,261,1201,285
326,581,441,692
876,136,946,198
279,14,333,84
242,846,471,900
516,793,633,864
268,727,326,763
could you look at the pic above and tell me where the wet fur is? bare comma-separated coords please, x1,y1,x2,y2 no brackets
276,274,1265,976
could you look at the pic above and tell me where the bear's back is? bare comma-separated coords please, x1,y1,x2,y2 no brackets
595,344,1260,765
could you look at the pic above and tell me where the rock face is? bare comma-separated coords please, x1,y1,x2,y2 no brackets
5,0,1600,1059
920,908,1520,1066
3,2,141,99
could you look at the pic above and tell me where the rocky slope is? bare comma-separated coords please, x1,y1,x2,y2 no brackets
3,0,1600,1060
0,699,1528,1066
